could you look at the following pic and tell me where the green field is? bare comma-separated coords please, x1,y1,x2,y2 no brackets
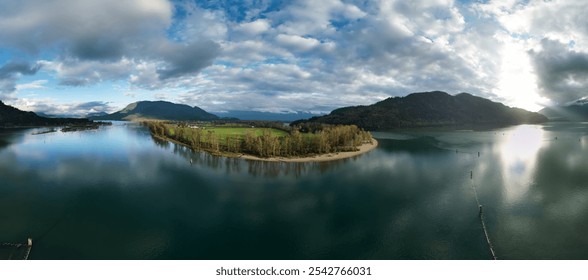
147,121,372,158
204,126,289,139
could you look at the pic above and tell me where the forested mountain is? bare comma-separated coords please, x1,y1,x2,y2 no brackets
539,100,588,121
91,101,219,121
292,91,548,130
0,100,93,127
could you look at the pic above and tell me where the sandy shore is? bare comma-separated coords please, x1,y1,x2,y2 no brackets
152,133,379,163
238,139,379,162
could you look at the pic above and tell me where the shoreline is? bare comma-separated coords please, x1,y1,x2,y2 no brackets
151,133,379,163
238,139,379,162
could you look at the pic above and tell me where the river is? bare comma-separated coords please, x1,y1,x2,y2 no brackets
1,121,587,259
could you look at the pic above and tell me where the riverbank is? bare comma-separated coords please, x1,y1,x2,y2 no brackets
239,139,378,162
152,133,378,162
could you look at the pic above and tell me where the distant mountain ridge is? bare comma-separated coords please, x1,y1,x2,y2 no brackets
91,101,219,121
539,101,588,121
0,100,93,127
214,110,322,122
292,91,548,130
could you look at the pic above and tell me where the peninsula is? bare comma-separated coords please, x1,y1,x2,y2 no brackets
146,121,377,162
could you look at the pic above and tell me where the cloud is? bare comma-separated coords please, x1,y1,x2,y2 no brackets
71,101,113,113
0,61,42,95
5,0,588,113
161,0,505,113
15,80,48,91
234,19,271,36
0,0,221,89
530,39,588,104
0,62,42,79
274,0,366,35
275,34,321,52
40,59,133,87
0,0,173,60
6,98,115,116
474,0,588,105
155,41,221,80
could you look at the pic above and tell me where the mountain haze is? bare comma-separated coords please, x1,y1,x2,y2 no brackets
539,100,588,121
214,110,322,121
292,91,548,130
91,101,219,121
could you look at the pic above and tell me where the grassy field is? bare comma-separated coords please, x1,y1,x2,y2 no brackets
147,121,372,158
203,126,290,139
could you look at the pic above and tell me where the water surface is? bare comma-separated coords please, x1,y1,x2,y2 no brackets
1,122,587,259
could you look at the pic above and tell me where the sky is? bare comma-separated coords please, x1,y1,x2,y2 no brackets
1,0,588,116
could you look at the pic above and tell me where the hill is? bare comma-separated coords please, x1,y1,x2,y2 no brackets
91,101,219,121
539,100,588,121
0,100,93,127
292,91,548,130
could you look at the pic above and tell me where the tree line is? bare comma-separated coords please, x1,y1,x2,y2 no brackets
146,122,373,158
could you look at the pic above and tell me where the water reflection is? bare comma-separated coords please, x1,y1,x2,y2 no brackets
153,134,357,178
3,122,588,259
496,125,545,204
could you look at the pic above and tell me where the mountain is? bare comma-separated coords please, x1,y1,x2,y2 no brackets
85,111,108,118
292,91,548,130
539,101,588,121
36,112,80,118
214,110,322,122
0,100,93,127
91,101,219,121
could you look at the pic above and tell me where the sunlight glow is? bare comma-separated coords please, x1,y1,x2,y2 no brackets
495,37,547,112
498,125,545,203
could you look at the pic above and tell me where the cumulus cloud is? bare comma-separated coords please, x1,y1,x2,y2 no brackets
40,59,133,87
275,34,321,52
155,41,221,80
473,0,588,105
0,61,42,96
6,99,115,116
0,0,221,90
274,0,366,35
530,39,588,104
0,0,172,59
234,19,271,36
181,0,493,113
4,0,588,114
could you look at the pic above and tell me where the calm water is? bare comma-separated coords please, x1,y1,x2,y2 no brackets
1,122,588,259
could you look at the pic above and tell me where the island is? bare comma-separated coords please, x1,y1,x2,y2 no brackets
146,121,377,162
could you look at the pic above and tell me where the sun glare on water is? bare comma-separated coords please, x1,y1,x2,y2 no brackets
498,125,545,203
